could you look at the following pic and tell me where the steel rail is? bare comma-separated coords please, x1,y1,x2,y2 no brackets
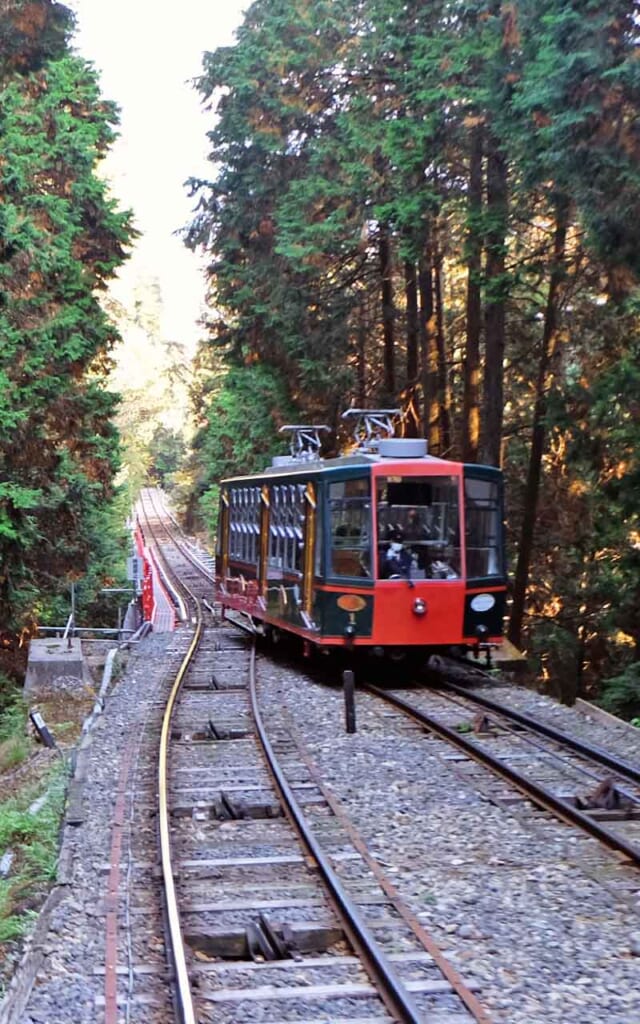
286,716,493,1024
440,680,640,785
138,493,200,1024
170,533,215,585
157,606,200,1024
248,650,425,1024
438,688,637,800
366,685,640,868
148,488,215,585
145,494,423,1022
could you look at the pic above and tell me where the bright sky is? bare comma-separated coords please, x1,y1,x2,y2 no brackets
67,0,247,349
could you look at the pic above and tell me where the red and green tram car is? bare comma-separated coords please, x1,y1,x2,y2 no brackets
215,416,506,658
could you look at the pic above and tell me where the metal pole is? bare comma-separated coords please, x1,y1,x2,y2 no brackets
68,582,76,650
343,670,356,734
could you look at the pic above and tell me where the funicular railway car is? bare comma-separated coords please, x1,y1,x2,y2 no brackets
216,411,506,658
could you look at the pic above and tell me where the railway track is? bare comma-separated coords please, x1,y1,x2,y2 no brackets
360,673,640,870
139,488,491,1024
7,491,635,1024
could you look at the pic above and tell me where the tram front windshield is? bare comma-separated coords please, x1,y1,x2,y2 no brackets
376,475,460,580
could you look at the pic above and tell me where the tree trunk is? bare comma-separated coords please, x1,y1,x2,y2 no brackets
508,195,570,648
378,226,395,400
403,259,420,436
480,131,508,467
463,124,483,463
404,259,419,387
418,248,438,448
356,300,367,407
433,249,451,454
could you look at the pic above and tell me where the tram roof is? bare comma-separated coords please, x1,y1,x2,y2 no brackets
221,450,453,485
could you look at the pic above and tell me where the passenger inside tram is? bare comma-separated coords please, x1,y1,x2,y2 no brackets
376,477,461,580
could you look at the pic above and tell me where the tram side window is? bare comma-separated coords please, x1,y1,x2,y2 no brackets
228,486,261,564
229,490,240,560
268,483,305,574
464,474,503,579
315,498,323,577
329,478,371,578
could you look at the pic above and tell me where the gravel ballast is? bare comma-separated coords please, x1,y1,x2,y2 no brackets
0,631,183,1024
257,657,640,1024
3,626,639,1024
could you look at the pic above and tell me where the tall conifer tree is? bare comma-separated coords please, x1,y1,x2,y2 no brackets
0,5,133,626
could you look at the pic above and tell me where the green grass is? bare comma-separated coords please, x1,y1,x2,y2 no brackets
0,881,36,942
0,734,29,773
0,701,23,740
0,699,29,773
0,766,67,945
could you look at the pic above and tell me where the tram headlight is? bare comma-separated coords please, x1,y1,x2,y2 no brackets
413,597,427,616
344,623,357,643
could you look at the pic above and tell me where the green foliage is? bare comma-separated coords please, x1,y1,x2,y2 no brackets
0,673,21,717
148,426,187,488
0,693,28,773
197,362,298,476
70,490,130,627
187,0,640,701
455,722,474,734
0,1,73,78
0,697,26,743
0,766,66,943
599,663,640,720
513,0,640,288
193,362,297,532
0,883,34,943
186,0,524,429
186,0,368,421
0,21,135,630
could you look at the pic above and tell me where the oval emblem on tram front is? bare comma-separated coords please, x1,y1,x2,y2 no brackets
470,593,496,612
337,595,367,613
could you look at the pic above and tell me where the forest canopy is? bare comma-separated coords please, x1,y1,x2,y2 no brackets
187,0,640,709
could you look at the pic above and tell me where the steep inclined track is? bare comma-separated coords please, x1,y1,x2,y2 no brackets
139,489,490,1024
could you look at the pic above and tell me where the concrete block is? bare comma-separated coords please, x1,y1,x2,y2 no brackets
122,599,142,635
24,638,89,698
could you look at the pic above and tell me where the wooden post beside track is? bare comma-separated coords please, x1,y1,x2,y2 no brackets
343,670,357,734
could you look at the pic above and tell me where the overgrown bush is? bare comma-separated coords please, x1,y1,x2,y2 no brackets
0,672,21,716
599,662,640,721
0,767,66,943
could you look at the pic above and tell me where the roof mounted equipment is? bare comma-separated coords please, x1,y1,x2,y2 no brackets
341,408,401,452
277,424,330,464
